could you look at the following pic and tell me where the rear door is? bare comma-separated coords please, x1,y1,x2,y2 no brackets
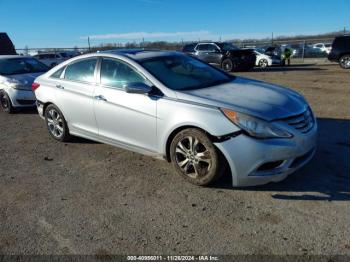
54,57,99,136
195,44,221,64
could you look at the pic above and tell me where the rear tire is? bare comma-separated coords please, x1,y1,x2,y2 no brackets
339,55,350,69
221,58,234,72
0,91,14,113
44,104,71,142
170,128,226,186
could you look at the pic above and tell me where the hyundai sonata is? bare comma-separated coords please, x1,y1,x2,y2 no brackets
33,49,317,187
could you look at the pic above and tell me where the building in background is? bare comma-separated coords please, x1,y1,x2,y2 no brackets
0,33,17,55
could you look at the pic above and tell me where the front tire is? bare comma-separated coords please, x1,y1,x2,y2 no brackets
0,91,14,113
339,55,350,69
44,104,71,142
170,128,226,186
258,59,268,68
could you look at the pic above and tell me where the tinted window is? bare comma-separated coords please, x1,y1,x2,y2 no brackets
217,43,239,51
196,44,211,51
51,67,65,79
64,58,97,83
0,57,48,75
182,43,197,52
100,58,147,88
140,54,232,90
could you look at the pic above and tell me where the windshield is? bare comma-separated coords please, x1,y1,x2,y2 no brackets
140,54,233,91
217,43,239,51
0,57,48,75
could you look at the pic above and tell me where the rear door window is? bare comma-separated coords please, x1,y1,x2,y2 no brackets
64,58,97,83
196,44,210,51
51,67,65,79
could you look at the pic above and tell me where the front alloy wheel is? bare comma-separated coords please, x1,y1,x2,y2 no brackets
45,104,71,142
259,59,268,68
339,55,350,69
170,128,226,186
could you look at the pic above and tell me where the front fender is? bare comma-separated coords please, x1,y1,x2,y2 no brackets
156,97,240,155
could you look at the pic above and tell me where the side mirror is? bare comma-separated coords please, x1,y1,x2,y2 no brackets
124,82,153,94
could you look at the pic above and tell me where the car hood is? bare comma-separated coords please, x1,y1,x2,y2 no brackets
175,77,308,121
0,72,43,90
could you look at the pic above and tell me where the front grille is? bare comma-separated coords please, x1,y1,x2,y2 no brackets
282,108,315,134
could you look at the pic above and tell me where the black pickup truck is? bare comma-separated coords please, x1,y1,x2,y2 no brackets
182,42,256,72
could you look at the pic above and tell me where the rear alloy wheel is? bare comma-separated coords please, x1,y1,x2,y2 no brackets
0,91,14,113
259,59,268,68
45,104,71,142
339,55,350,69
221,58,234,72
170,128,226,186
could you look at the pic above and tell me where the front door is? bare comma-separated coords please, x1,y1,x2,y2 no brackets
94,58,157,153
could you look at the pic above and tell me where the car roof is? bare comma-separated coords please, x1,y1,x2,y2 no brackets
98,49,182,61
35,52,59,55
0,55,32,59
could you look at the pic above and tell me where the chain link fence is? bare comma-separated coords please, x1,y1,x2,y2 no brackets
15,36,340,63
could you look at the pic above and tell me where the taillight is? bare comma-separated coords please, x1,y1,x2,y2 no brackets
32,82,40,91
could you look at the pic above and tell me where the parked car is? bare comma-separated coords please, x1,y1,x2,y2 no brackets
0,55,48,113
33,50,317,187
254,50,282,67
313,43,332,54
304,45,327,58
328,35,350,69
33,52,67,67
182,42,256,72
262,46,282,58
62,50,81,58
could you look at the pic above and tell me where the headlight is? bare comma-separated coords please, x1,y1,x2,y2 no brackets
221,108,293,139
3,78,22,89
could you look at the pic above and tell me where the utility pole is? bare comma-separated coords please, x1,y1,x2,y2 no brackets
88,37,91,52
271,32,274,45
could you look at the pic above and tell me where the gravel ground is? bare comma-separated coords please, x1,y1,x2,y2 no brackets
0,63,349,256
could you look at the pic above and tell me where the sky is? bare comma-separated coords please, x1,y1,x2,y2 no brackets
0,0,349,49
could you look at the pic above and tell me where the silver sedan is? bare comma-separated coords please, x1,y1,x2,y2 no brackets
0,56,48,113
33,49,317,187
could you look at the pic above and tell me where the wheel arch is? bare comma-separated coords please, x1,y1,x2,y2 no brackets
164,124,237,163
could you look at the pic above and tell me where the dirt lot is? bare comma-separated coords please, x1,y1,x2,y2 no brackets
0,63,349,256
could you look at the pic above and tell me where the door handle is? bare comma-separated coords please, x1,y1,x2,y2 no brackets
56,84,64,89
94,95,107,101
